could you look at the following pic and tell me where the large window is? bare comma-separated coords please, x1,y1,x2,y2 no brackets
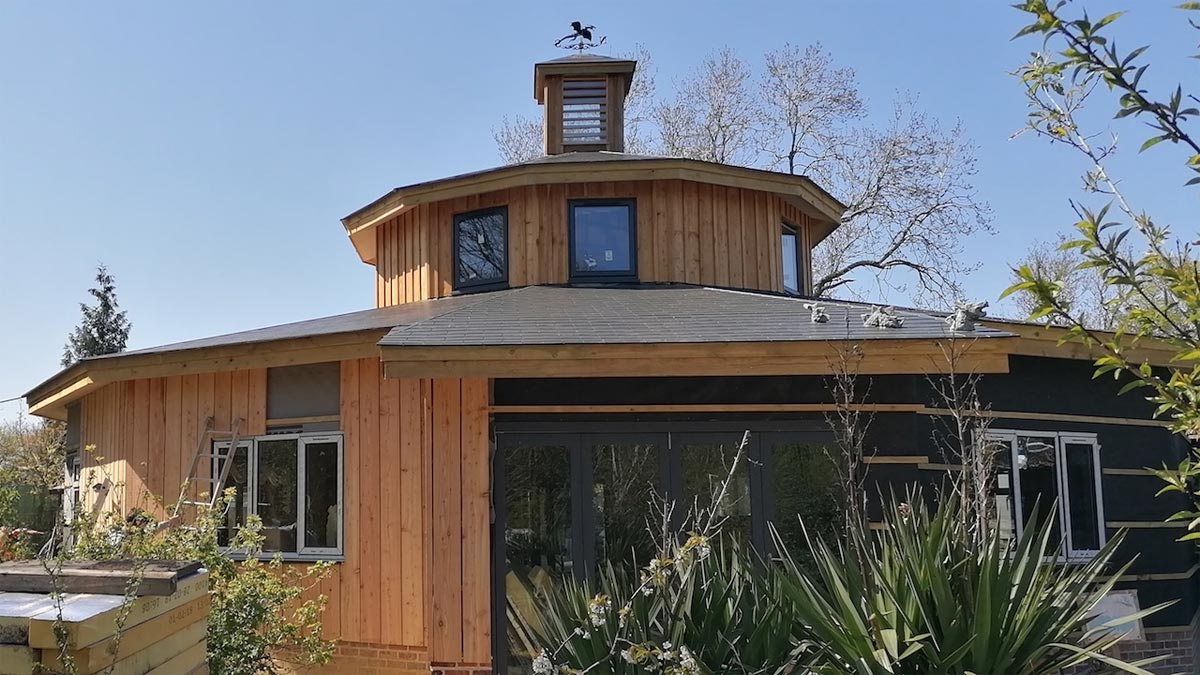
985,429,1104,558
214,432,343,558
569,199,637,279
494,426,835,675
781,224,803,295
453,207,508,291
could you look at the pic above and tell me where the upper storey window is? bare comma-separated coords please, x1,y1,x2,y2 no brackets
782,224,802,295
569,199,637,280
454,207,508,291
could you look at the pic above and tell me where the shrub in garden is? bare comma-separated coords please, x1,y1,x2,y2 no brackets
527,492,1159,675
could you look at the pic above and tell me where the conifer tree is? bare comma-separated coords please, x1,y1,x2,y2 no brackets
61,265,131,367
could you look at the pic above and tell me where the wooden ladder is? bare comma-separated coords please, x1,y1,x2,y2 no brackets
158,416,244,531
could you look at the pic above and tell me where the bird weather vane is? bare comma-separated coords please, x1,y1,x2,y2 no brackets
555,21,606,52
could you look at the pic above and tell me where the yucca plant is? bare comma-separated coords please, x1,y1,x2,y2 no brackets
776,493,1166,675
527,537,799,675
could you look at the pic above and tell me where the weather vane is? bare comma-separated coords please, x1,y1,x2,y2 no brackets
555,21,606,52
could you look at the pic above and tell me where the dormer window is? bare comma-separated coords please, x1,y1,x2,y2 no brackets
454,207,508,291
569,199,637,280
782,223,802,295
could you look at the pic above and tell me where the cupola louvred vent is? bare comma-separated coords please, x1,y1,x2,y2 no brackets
562,78,608,147
534,54,637,155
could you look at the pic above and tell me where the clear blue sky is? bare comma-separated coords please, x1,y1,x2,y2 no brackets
1,1,1194,421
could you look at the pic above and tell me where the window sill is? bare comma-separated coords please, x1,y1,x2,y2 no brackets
221,549,344,564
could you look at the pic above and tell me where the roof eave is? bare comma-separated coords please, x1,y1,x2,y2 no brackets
24,328,391,420
340,157,847,265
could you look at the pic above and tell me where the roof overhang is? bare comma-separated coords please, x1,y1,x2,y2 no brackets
25,328,389,421
340,156,846,265
533,57,637,102
979,319,1181,367
378,339,1014,380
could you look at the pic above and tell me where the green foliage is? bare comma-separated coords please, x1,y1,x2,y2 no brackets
777,494,1162,675
526,493,1155,675
62,264,132,367
527,536,797,675
1007,1,1200,542
68,488,334,675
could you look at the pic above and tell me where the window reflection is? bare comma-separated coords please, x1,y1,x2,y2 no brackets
216,443,251,547
1064,442,1100,551
455,209,507,288
782,226,800,295
304,440,340,550
678,440,752,548
769,440,843,559
591,441,661,569
257,438,299,553
571,202,635,276
503,442,572,674
1016,434,1061,542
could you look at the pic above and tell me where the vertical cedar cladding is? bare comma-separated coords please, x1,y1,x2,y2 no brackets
374,182,818,307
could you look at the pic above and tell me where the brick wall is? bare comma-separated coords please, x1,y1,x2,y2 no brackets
283,642,431,675
1109,617,1199,675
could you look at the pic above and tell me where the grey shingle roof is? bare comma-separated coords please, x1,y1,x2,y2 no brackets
378,285,1014,348
88,293,490,361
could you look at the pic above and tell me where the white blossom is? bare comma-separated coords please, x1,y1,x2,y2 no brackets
533,649,554,675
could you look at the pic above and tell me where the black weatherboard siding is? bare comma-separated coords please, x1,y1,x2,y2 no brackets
494,352,1199,629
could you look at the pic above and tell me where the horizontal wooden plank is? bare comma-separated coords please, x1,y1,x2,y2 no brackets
144,637,206,675
41,595,209,673
0,644,37,675
1106,521,1189,529
386,339,1012,362
28,571,209,649
265,414,340,427
1102,467,1155,476
919,407,1167,428
863,455,929,465
490,403,926,414
385,352,1011,379
1102,563,1200,582
0,561,200,596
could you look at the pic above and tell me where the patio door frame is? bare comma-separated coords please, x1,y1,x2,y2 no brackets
490,419,832,674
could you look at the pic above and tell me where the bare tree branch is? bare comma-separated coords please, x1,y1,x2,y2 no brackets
654,47,760,165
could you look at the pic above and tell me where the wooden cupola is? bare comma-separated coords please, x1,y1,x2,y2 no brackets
534,53,637,155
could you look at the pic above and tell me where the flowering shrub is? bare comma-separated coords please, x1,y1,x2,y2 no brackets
67,485,334,675
527,489,1159,675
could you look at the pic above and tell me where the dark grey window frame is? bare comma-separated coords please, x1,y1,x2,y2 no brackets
452,206,509,293
491,420,833,674
781,221,804,295
567,198,638,281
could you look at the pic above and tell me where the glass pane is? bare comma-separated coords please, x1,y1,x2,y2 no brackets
303,440,340,550
456,211,506,286
1016,435,1061,544
782,229,800,294
216,444,250,547
503,441,572,675
677,438,752,548
572,204,632,274
256,438,298,553
1064,442,1101,551
769,440,843,559
989,437,1018,547
591,440,661,569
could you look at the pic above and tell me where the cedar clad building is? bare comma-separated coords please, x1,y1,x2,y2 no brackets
24,53,1200,674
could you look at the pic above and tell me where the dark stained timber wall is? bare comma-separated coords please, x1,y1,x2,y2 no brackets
494,355,1200,628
